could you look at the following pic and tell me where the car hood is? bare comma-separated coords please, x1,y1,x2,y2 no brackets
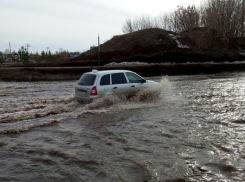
146,80,158,84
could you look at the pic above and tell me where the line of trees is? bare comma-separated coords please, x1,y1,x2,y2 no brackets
122,0,245,48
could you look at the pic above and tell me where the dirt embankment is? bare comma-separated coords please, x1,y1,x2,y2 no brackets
1,63,245,81
69,28,245,66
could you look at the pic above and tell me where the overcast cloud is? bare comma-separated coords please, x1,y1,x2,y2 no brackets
0,0,202,53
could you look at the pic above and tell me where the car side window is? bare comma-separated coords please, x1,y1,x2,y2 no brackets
112,73,127,84
100,74,110,86
125,72,143,83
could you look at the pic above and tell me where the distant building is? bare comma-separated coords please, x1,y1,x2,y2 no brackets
69,52,80,58
59,51,69,58
2,53,13,61
0,52,2,61
13,53,20,60
7,54,12,61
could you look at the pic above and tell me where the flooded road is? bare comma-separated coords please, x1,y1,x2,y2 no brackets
1,73,245,181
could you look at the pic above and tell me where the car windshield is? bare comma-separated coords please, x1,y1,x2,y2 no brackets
125,72,144,83
78,74,96,86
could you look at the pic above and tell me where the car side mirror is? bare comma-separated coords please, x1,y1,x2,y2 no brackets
141,79,146,83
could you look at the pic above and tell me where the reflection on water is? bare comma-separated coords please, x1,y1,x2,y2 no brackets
1,73,245,181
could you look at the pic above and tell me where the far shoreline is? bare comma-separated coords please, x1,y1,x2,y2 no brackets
1,62,245,81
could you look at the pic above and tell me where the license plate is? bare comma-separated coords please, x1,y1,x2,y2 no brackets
77,89,87,96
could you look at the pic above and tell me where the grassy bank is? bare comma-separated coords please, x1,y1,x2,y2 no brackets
1,63,245,81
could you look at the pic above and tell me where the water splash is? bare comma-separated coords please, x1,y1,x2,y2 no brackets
84,77,172,111
130,77,171,102
84,95,122,110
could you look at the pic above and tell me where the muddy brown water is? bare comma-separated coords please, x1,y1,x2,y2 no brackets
1,73,245,181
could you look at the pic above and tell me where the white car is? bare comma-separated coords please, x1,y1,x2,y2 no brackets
75,69,158,103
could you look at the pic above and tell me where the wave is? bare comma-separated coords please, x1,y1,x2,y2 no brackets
0,77,171,134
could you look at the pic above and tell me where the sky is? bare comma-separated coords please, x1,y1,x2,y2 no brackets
0,0,202,54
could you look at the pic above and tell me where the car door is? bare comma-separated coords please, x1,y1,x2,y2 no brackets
111,72,131,94
97,74,113,95
125,72,146,93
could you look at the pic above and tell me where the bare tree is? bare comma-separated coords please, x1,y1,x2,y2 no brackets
201,0,244,38
137,15,154,30
121,15,154,33
121,0,245,44
122,18,134,33
154,13,175,31
173,5,200,32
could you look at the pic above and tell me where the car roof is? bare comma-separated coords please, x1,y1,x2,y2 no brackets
87,70,132,75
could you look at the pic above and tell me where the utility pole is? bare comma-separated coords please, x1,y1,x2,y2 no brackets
9,41,11,54
26,44,31,52
242,0,245,37
98,33,100,66
46,47,50,54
